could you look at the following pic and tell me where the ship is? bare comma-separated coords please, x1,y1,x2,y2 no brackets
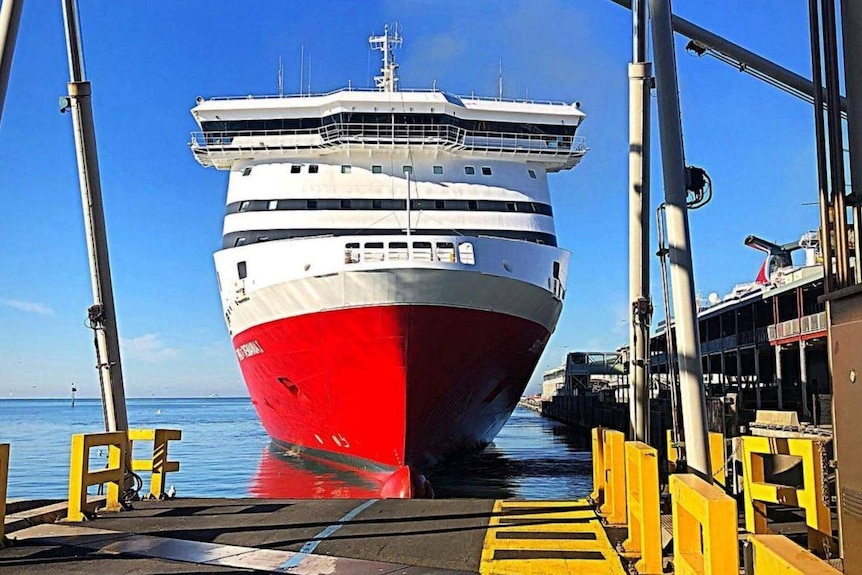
189,26,587,497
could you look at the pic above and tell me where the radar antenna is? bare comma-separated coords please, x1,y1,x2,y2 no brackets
369,24,402,92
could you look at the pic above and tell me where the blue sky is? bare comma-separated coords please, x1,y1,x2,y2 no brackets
0,1,823,398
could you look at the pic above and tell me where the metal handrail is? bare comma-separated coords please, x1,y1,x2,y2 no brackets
190,123,587,154
202,87,574,107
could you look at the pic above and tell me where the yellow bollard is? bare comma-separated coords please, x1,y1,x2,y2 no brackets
129,428,182,499
599,429,627,525
747,534,842,574
0,444,8,543
741,436,833,553
622,441,662,574
67,432,127,522
590,427,605,504
670,474,738,575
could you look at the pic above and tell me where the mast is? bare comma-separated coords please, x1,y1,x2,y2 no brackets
369,24,402,92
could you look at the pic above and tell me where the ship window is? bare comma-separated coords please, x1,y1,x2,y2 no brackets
340,199,351,209
372,165,382,174
507,202,516,212
306,199,318,209
553,261,561,279
308,164,319,174
364,242,385,262
402,165,414,175
290,165,301,174
257,236,269,243
413,242,433,262
234,237,247,247
389,241,409,261
465,166,475,175
341,165,352,174
468,200,478,210
528,169,537,179
345,242,360,264
237,261,247,279
239,201,250,212
268,200,278,210
372,199,383,209
481,166,492,176
458,242,475,265
436,242,456,262
435,200,445,209
433,165,443,175
242,167,253,177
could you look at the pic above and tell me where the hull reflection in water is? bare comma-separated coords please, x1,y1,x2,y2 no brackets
250,409,593,500
251,444,385,499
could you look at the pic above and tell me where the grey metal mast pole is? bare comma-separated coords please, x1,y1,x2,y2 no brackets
61,0,129,433
648,0,711,479
0,0,22,127
841,0,862,284
628,0,652,442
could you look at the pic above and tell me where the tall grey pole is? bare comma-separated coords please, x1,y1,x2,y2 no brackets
62,0,128,433
648,0,711,479
628,0,652,442
841,0,862,284
0,0,22,127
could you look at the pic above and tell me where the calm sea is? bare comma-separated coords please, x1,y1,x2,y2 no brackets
0,398,591,500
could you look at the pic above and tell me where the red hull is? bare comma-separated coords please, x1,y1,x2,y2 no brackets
232,305,549,480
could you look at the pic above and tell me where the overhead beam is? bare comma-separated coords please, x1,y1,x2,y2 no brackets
608,0,848,114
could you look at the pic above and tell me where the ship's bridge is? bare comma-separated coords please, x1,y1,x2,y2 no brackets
189,89,587,172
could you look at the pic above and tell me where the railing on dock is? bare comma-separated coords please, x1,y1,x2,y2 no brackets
746,534,842,574
0,444,8,543
670,474,738,575
129,428,182,499
67,432,127,522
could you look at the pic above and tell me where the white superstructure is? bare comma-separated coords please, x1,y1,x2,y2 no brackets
189,25,587,343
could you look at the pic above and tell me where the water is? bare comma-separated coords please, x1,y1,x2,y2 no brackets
0,398,591,500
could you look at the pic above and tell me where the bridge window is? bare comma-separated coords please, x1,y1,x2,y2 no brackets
458,242,475,265
242,167,253,177
413,241,433,261
341,165,352,174
528,169,537,179
436,242,456,262
237,261,247,279
481,166,492,176
465,166,475,175
372,165,382,174
389,242,409,261
433,165,443,175
290,165,301,174
308,164,319,174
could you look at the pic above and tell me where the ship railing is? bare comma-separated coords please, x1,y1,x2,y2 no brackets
202,87,574,107
190,124,587,158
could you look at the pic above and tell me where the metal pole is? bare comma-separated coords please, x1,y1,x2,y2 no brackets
609,0,848,116
628,0,652,443
62,0,128,433
774,345,783,409
841,0,862,284
808,0,834,294
0,0,22,127
648,0,711,479
821,0,850,288
799,341,810,418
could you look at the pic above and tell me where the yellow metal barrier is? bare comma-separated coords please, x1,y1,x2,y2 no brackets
747,534,842,574
598,429,626,525
129,428,181,499
589,426,605,504
0,444,8,543
622,441,662,574
666,430,727,486
67,431,127,522
740,436,832,554
670,473,738,575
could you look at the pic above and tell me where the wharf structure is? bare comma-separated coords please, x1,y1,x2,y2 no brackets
541,237,834,440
